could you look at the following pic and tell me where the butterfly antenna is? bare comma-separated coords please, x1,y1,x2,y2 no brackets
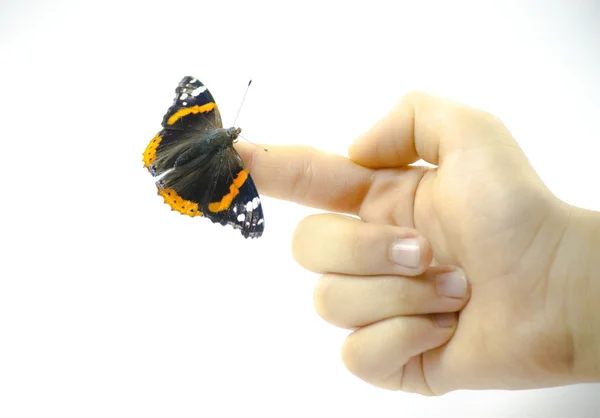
233,79,252,126
239,134,268,152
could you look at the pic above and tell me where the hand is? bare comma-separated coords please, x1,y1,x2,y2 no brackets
235,91,600,394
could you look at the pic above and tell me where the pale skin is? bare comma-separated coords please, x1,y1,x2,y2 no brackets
235,91,600,395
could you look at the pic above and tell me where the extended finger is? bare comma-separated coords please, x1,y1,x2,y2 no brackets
341,313,457,392
314,267,469,329
237,141,430,226
235,143,373,214
292,213,432,276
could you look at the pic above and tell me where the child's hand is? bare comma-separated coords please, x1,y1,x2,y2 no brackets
235,91,600,394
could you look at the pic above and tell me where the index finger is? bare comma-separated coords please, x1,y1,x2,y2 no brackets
234,143,373,215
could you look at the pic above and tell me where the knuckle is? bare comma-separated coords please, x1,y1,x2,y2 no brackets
400,90,509,136
291,215,320,262
400,90,428,104
453,104,507,133
340,333,362,375
292,213,344,273
294,213,319,232
313,274,335,321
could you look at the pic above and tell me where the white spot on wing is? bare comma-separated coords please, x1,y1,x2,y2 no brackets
190,78,197,83
182,102,187,106
245,201,252,212
180,93,188,100
191,86,207,96
252,197,260,209
233,206,237,213
237,213,245,222
257,219,264,225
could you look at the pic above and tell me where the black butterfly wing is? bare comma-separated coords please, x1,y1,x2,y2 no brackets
161,76,222,132
142,76,222,176
157,145,264,239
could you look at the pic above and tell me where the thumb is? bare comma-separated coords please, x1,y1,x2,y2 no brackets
348,91,519,168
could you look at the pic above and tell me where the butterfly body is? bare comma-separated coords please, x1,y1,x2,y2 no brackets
142,77,264,239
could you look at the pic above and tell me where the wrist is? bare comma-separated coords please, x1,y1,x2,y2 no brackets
560,205,600,382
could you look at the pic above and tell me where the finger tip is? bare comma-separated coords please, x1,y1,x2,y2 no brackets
233,143,252,166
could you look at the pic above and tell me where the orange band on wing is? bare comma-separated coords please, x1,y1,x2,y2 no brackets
208,169,249,213
158,186,203,217
143,133,162,169
167,102,216,125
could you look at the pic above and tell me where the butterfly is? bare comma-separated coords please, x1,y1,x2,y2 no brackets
142,76,264,238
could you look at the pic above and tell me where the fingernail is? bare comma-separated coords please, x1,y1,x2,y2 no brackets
433,312,457,328
436,270,467,298
390,238,421,268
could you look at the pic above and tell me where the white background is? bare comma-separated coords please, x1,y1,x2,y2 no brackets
1,0,600,417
